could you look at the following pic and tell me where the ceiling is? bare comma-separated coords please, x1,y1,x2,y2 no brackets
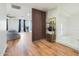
12,3,58,11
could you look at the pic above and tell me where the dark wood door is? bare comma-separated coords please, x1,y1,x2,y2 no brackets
32,9,46,41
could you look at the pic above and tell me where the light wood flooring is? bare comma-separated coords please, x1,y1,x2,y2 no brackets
4,32,79,56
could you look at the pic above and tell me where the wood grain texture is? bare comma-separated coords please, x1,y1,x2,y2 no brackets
4,32,79,56
32,8,46,41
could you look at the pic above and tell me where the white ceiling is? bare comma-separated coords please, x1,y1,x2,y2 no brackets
12,3,58,11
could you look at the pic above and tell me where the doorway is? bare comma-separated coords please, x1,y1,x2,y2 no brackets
32,8,46,41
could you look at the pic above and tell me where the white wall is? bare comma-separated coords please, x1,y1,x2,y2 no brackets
0,4,6,32
58,4,79,51
0,4,7,55
46,4,79,51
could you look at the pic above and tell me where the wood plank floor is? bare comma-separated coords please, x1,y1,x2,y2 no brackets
4,32,79,56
